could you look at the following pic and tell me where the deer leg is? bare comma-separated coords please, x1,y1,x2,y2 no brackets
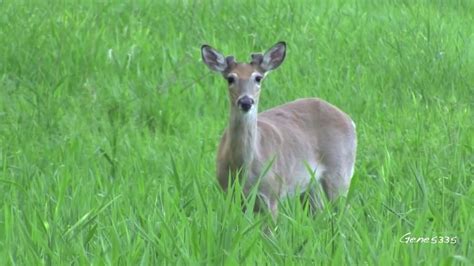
319,171,350,202
308,185,326,212
256,193,279,222
268,199,279,222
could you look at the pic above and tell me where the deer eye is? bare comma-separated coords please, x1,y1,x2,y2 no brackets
255,75,263,83
226,76,235,85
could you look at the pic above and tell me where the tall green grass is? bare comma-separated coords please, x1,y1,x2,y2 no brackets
0,0,472,264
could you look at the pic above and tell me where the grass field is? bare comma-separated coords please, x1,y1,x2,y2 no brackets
1,0,473,264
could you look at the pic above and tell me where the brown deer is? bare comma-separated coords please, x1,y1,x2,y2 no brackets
201,42,357,220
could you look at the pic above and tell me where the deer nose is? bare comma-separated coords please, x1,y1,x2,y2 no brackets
237,96,254,112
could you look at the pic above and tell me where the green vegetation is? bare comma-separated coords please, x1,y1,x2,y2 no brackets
0,0,472,264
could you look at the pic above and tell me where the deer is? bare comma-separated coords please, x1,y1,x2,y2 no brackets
201,41,357,220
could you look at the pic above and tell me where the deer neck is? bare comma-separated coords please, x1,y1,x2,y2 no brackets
228,107,259,169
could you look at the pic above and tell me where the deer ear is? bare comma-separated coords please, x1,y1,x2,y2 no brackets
261,41,286,72
201,45,228,73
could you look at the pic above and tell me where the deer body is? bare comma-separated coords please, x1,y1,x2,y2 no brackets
202,42,356,219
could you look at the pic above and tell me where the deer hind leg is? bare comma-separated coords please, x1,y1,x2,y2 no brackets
319,165,353,202
268,199,279,222
309,183,326,211
318,148,355,202
300,180,326,214
298,161,328,213
255,193,279,222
